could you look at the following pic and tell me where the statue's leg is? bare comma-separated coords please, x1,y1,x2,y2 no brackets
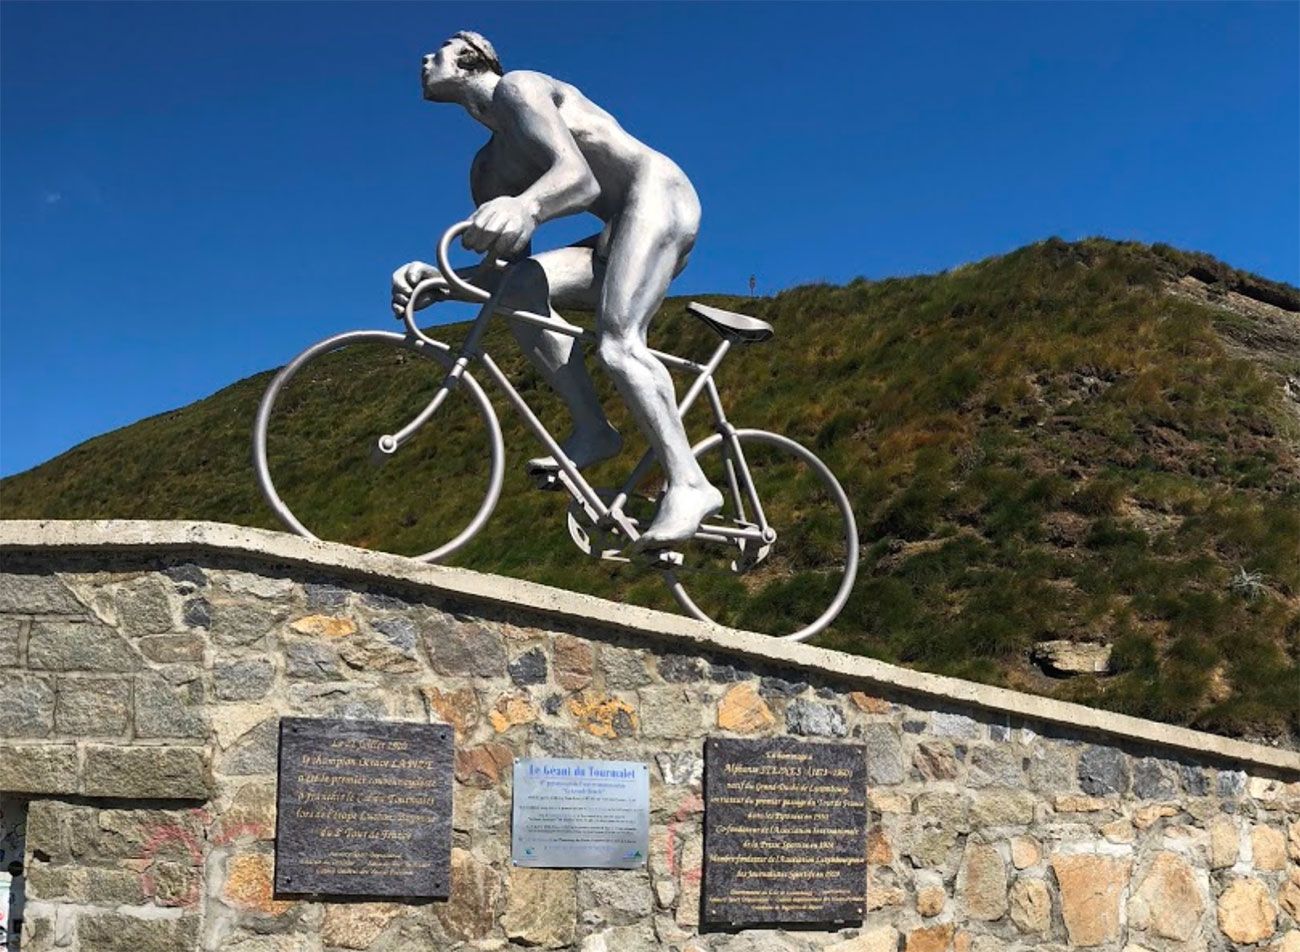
595,183,721,547
497,249,622,470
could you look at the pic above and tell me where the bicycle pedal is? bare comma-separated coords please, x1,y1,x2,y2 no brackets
529,470,564,492
631,548,684,568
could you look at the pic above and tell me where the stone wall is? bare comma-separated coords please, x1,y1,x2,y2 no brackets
0,521,1297,952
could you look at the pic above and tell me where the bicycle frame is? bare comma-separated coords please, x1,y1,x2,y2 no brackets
387,221,773,560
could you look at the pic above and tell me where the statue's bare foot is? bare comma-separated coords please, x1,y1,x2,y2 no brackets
635,482,724,550
528,423,623,473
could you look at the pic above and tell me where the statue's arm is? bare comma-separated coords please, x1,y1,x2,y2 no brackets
495,73,599,224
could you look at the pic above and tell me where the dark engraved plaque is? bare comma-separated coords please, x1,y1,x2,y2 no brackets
274,717,452,898
703,736,867,927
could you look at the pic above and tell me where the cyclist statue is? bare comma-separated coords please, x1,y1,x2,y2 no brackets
391,31,722,549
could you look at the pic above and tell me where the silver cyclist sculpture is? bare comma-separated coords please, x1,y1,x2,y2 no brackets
253,31,858,640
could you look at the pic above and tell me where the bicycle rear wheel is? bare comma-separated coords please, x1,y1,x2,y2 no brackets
662,429,858,641
252,330,503,562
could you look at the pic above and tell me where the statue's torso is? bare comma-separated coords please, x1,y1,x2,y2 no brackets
474,71,688,222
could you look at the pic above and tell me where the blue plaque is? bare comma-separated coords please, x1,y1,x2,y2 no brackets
511,758,649,868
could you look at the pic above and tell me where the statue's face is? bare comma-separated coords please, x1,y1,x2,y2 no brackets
422,36,473,101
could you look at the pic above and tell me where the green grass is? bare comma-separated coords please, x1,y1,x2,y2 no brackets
4,237,1298,741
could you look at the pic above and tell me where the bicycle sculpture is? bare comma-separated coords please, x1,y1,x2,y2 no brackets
252,31,858,641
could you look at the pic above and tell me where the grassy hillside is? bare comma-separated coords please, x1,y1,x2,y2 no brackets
4,238,1298,742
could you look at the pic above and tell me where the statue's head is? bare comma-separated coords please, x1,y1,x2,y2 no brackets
422,31,502,101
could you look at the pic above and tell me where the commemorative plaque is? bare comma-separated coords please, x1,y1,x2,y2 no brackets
512,758,649,868
274,717,452,898
702,736,867,927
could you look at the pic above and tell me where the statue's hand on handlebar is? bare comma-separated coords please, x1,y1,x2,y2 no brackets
462,196,536,259
391,262,450,318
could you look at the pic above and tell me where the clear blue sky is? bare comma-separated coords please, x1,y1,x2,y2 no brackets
2,2,1297,478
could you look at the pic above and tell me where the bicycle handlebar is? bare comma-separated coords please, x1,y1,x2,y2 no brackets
437,220,494,302
401,219,589,345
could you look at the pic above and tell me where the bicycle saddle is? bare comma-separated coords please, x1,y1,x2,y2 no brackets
686,302,774,345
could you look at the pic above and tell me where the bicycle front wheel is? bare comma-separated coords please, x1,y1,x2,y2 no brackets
663,429,858,642
252,330,504,562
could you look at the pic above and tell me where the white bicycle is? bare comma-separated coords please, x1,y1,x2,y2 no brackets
253,221,858,640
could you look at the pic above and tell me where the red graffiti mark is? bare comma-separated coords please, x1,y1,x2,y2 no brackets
139,814,205,908
212,821,270,847
665,790,704,885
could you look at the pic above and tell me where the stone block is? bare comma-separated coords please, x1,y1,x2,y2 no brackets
826,927,899,952
1209,815,1240,869
967,745,1021,787
1077,744,1130,795
150,860,201,906
424,617,505,677
862,723,904,784
654,751,702,786
602,645,651,688
579,868,654,921
555,634,594,690
214,659,275,701
422,686,479,738
1128,851,1203,942
913,740,959,780
455,742,513,788
906,924,955,952
0,617,21,665
283,640,341,680
916,791,970,830
209,600,283,648
221,571,295,600
338,627,419,673
1251,824,1287,871
1133,757,1178,799
508,646,548,685
1010,835,1041,869
321,903,405,949
182,597,211,629
931,711,980,738
137,634,204,664
289,613,356,638
489,693,538,733
220,718,279,775
656,654,702,683
435,848,501,941
135,672,205,739
638,686,707,739
369,616,413,655
28,864,147,904
1216,876,1276,945
785,697,847,737
114,577,175,635
162,562,207,590
54,676,131,736
76,913,200,952
716,682,775,733
758,675,806,698
221,852,294,915
1008,876,1050,933
1051,853,1130,946
0,742,78,793
28,619,140,672
503,866,576,948
970,789,1036,827
0,572,83,613
0,673,54,737
1026,744,1074,792
957,840,1008,921
300,581,347,609
83,744,209,798
212,780,278,844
